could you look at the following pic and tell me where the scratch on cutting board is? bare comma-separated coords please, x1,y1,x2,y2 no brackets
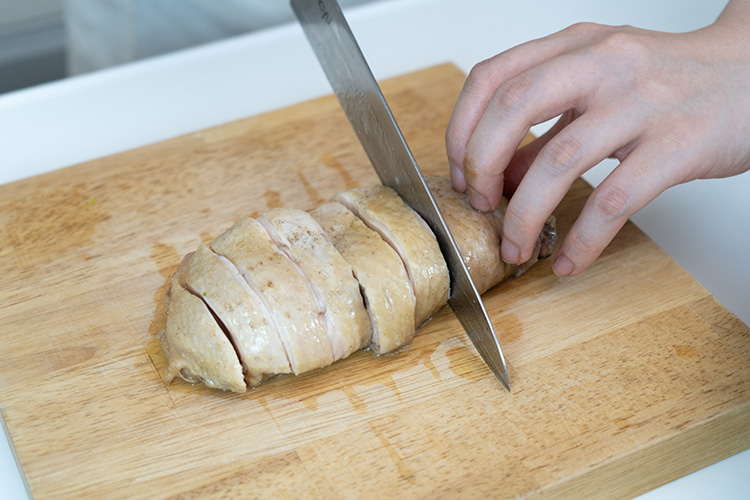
144,340,171,391
164,400,221,438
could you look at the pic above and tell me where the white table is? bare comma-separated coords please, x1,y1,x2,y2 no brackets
1,1,747,498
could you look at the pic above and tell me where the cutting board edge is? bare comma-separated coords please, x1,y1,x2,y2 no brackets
1,405,32,499
526,399,750,500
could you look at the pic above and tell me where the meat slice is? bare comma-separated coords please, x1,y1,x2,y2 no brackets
173,243,291,386
160,176,557,392
159,276,246,392
210,217,334,375
311,201,416,354
334,185,450,326
256,208,371,361
425,176,508,294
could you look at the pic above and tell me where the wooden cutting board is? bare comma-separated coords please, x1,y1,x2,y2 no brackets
0,64,748,500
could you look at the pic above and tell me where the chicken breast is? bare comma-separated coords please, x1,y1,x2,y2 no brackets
256,207,371,361
160,276,246,393
311,201,416,354
159,176,556,392
210,217,334,375
427,176,557,290
425,176,508,294
334,185,450,326
173,243,291,386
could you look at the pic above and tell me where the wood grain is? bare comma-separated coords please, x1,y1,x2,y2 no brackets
0,64,748,500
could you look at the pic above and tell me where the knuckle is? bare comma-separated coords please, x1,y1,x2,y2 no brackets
468,58,490,78
538,134,584,177
564,21,600,37
597,30,649,61
560,22,611,44
494,75,534,113
466,58,497,90
591,183,632,220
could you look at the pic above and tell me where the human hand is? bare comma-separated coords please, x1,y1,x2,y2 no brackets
445,0,750,276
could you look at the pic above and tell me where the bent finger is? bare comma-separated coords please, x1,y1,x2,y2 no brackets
447,23,611,191
500,107,642,264
462,51,606,211
552,144,675,276
503,109,578,197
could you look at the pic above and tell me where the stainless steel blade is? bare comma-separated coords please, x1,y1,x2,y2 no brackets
291,0,509,391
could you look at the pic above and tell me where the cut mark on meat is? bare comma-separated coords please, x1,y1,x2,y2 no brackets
256,218,323,311
336,198,418,306
356,277,381,350
256,216,345,359
210,249,293,375
210,246,303,375
181,282,243,374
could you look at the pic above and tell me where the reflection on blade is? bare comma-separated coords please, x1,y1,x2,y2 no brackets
291,0,510,390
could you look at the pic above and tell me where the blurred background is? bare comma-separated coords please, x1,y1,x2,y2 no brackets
0,0,379,94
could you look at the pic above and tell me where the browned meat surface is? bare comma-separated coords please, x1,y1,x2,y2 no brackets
427,176,557,290
425,176,509,294
311,201,416,354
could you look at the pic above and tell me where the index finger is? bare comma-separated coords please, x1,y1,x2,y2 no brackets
446,23,608,193
461,52,603,211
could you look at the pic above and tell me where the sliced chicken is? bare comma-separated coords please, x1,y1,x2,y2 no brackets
311,201,416,354
160,276,246,392
256,207,371,361
160,176,556,393
173,243,291,386
210,217,334,375
334,185,450,326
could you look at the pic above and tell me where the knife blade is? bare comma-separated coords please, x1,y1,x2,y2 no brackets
291,0,510,391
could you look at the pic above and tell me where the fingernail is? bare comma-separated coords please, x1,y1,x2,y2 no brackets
450,163,466,192
553,253,575,277
467,187,491,212
501,239,521,264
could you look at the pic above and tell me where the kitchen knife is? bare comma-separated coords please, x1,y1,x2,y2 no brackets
291,0,510,391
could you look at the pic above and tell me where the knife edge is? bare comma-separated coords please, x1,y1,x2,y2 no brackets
291,0,510,391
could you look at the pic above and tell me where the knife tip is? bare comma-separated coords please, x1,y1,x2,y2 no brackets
492,367,511,392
